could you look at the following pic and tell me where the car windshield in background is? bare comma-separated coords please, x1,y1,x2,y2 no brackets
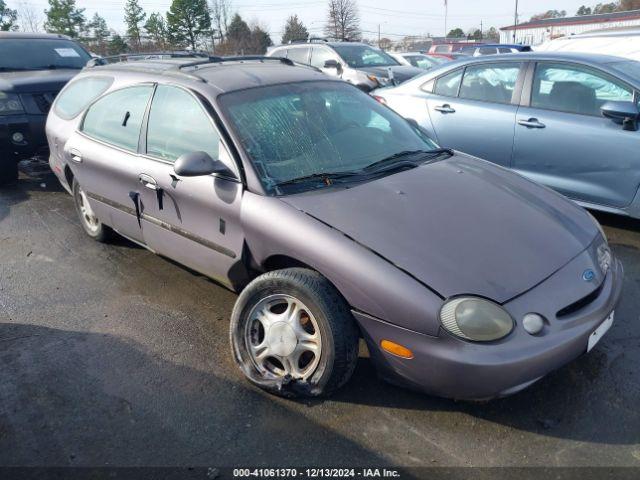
0,39,90,71
219,81,439,194
332,44,399,68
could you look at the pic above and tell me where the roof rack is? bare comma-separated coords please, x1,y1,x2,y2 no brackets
86,51,210,68
178,55,295,69
288,37,329,44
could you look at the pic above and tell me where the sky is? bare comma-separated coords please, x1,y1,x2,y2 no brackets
8,0,599,41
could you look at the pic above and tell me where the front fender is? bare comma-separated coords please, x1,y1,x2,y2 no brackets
240,192,443,336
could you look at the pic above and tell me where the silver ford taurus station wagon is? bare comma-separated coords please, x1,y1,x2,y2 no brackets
46,56,622,400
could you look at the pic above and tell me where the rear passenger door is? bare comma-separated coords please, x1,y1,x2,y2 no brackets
513,62,640,208
426,62,524,167
65,84,154,243
134,84,245,286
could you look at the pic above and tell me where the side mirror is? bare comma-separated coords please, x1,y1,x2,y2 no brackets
601,101,639,131
324,59,343,74
173,151,235,178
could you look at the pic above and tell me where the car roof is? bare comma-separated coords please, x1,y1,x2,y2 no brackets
0,32,72,40
448,50,632,65
88,58,333,95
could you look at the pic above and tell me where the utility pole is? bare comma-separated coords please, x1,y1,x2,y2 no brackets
513,0,519,42
480,20,483,40
378,23,381,47
444,0,448,38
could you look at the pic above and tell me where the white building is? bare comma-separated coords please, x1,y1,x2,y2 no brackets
500,9,640,46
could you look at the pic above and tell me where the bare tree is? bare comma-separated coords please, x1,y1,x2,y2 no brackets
209,0,231,41
324,0,360,41
17,1,42,32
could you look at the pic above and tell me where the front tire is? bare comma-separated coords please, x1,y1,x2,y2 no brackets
230,268,359,397
0,161,18,186
72,179,111,242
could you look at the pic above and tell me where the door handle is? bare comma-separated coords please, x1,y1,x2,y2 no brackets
138,173,158,190
434,104,455,113
518,118,546,129
69,149,82,163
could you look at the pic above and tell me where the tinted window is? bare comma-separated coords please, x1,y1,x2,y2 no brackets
459,64,520,104
0,39,90,71
532,63,633,116
498,47,512,54
286,47,310,64
434,69,463,97
331,44,398,68
460,46,476,55
82,86,153,151
146,85,221,164
310,47,337,69
219,81,438,194
434,45,450,53
478,47,498,55
54,76,113,119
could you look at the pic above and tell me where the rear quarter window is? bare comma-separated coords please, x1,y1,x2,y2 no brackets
54,76,114,119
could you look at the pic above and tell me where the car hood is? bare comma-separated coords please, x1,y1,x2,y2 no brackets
358,65,424,83
281,153,598,303
0,69,80,93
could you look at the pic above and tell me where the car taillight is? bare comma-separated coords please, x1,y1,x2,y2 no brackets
372,95,387,105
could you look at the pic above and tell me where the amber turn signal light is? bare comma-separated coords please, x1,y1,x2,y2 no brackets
380,340,414,359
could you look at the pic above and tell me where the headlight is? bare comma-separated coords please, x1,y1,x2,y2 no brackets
0,92,25,115
367,74,389,86
587,210,607,242
440,297,514,342
597,243,611,275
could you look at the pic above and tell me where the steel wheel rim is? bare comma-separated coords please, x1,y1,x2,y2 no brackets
244,294,322,381
77,187,99,233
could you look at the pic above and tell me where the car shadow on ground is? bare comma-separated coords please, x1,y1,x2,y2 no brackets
0,323,393,467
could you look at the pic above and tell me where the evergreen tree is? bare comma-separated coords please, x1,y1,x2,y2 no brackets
167,0,211,50
124,0,146,48
108,33,128,54
281,14,308,44
0,0,17,31
227,13,250,53
145,12,168,49
251,25,272,54
44,0,85,38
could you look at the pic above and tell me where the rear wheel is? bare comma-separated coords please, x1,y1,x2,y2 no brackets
230,268,359,397
0,161,18,186
72,179,111,242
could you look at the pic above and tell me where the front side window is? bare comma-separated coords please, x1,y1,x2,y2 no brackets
434,69,463,97
531,63,633,116
0,39,90,71
331,44,398,68
219,81,438,194
54,76,113,119
459,63,520,104
146,85,222,166
310,47,337,69
82,85,153,151
286,47,310,64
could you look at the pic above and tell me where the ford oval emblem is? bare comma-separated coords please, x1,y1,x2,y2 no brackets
582,269,595,282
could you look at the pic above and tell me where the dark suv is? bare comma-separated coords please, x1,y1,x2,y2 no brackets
0,32,91,184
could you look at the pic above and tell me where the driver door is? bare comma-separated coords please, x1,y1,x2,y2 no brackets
135,84,244,286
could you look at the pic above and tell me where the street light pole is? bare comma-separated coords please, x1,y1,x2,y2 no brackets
513,0,519,42
444,0,448,38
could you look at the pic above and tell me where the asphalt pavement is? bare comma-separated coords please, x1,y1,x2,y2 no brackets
1,169,639,468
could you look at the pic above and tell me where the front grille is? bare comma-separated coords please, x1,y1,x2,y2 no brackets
32,92,57,113
556,282,604,318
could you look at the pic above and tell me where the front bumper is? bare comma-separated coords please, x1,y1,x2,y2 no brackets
0,113,48,162
356,245,623,401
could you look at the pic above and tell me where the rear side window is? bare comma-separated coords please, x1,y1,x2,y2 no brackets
310,47,336,69
498,47,513,54
478,47,498,55
459,64,520,104
54,76,113,119
82,85,153,151
531,63,633,116
287,47,310,64
434,45,450,53
434,69,462,97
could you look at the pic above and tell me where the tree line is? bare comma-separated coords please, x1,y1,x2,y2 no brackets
530,0,640,21
0,0,366,55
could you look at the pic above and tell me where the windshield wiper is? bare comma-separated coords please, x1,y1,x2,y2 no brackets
363,148,453,172
274,171,362,189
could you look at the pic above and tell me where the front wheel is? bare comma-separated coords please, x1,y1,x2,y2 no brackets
230,268,359,397
72,179,111,242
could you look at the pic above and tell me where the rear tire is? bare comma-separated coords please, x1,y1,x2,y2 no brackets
0,161,18,186
72,179,111,242
230,268,359,397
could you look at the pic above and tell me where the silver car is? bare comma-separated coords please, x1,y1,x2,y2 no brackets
373,52,640,218
47,56,621,400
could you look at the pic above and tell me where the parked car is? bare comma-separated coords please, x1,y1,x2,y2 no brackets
389,52,447,70
425,52,470,62
0,32,91,185
428,42,482,55
459,43,532,56
537,27,640,62
373,52,640,219
47,56,621,400
267,41,423,91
